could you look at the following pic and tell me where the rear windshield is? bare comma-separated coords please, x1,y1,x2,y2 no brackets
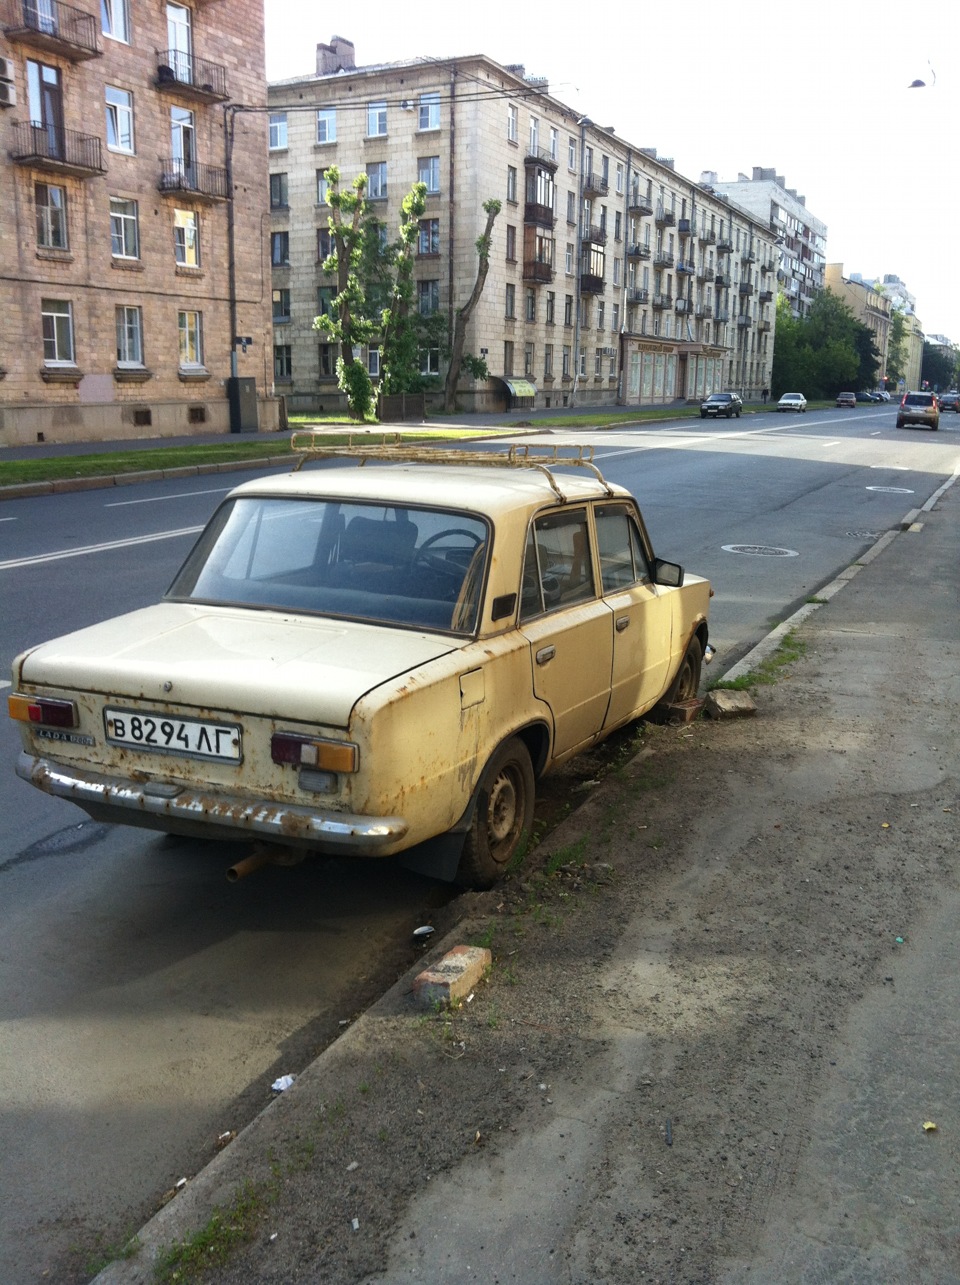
904,393,934,406
167,497,490,635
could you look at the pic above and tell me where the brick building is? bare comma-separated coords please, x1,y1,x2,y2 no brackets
268,40,778,413
0,0,274,446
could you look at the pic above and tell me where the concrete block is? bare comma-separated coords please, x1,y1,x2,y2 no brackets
704,690,757,719
412,945,492,1008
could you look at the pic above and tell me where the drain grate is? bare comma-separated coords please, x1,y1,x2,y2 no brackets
721,544,799,557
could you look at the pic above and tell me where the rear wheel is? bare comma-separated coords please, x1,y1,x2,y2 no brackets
456,737,535,889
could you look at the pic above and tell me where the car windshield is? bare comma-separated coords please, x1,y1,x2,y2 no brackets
167,497,490,635
706,394,730,402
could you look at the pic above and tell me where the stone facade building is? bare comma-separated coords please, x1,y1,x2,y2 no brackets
268,40,779,413
0,0,274,446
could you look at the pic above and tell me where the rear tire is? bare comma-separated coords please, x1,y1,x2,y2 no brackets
456,737,535,889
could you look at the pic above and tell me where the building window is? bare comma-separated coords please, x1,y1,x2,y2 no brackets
317,171,330,205
544,344,553,377
568,136,576,169
525,288,536,322
565,243,573,274
110,197,139,258
418,218,440,255
579,350,587,377
564,294,573,326
418,155,440,194
269,173,288,209
505,283,516,319
597,301,605,331
562,345,570,377
42,299,74,364
115,305,143,366
549,127,558,160
35,183,67,249
269,112,287,150
614,211,622,241
613,257,622,286
272,287,291,322
366,162,387,200
566,191,576,224
174,208,198,266
595,347,602,376
612,303,620,333
102,0,130,42
529,117,539,152
417,280,440,315
524,342,534,376
367,101,387,137
503,339,514,376
317,227,334,261
546,292,555,324
316,108,336,143
616,162,624,194
506,165,517,204
178,310,203,366
507,104,518,143
274,344,292,379
367,346,380,377
170,106,195,180
316,285,336,318
105,86,134,153
420,347,440,376
505,225,516,262
271,231,289,266
418,92,440,130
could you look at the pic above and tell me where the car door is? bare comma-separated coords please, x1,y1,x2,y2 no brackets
518,507,613,759
594,503,674,726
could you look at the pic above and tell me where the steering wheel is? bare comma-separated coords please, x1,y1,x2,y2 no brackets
415,529,483,577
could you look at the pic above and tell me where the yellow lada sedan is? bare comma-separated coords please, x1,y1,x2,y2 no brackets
10,443,712,888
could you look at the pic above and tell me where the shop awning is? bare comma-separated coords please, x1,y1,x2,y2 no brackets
498,378,538,398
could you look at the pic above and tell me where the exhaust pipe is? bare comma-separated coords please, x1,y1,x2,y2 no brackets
226,846,273,883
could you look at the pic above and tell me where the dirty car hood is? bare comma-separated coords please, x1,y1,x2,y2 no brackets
15,602,457,728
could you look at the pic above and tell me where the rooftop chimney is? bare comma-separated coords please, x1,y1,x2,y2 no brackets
316,36,356,76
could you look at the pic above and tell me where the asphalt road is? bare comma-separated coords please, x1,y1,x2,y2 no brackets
1,405,958,1282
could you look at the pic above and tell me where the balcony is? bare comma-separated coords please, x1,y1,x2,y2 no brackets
522,259,554,284
158,158,228,202
695,304,713,319
758,320,772,332
761,258,776,273
741,248,756,263
759,289,773,303
715,308,730,323
700,229,716,244
156,50,229,102
697,266,715,282
739,282,755,296
524,202,556,228
627,194,653,216
677,218,694,237
625,242,651,259
627,287,649,305
580,273,605,295
525,144,558,171
655,205,676,226
717,238,733,253
582,224,608,245
10,120,105,176
737,315,753,327
651,293,672,310
2,0,100,60
653,251,674,268
583,170,609,197
714,273,728,288
676,260,695,275
675,298,690,314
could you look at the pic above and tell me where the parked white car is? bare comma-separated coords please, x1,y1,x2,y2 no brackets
10,443,713,888
776,393,807,413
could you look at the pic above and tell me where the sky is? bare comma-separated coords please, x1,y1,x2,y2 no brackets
264,0,960,340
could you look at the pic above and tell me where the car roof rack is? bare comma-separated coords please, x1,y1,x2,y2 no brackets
288,433,615,500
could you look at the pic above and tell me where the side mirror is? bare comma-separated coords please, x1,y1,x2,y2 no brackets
653,558,683,587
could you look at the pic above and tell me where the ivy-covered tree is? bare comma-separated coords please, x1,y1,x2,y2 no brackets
312,168,377,420
443,198,502,413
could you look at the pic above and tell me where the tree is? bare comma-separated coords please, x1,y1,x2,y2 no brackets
443,199,502,413
312,168,377,420
885,310,908,387
378,183,447,398
921,341,960,391
771,288,877,399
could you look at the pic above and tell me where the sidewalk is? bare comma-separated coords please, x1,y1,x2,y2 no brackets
95,477,960,1285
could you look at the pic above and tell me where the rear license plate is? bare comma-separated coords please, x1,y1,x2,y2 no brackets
104,708,242,761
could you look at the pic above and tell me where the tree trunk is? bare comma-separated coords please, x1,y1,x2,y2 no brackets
443,203,500,413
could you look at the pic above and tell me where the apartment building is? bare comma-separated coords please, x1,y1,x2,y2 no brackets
0,0,273,446
267,40,778,413
702,168,826,320
824,264,892,383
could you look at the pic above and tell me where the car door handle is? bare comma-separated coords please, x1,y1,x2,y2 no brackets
615,616,630,633
535,645,556,665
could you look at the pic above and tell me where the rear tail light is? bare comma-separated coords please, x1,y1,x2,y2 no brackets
271,732,358,773
8,694,78,728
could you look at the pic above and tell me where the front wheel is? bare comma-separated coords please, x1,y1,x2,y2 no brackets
735,409,741,418
456,737,535,888
664,636,704,704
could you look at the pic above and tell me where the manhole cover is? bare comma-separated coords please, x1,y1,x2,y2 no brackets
721,544,799,557
866,486,914,494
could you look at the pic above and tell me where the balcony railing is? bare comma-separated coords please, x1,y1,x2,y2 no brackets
714,273,729,288
761,258,776,273
627,287,649,305
653,251,674,268
524,202,556,227
651,293,672,310
2,0,100,60
525,144,558,171
158,158,228,201
11,120,105,175
625,243,651,259
580,273,605,295
737,315,753,327
522,259,554,283
741,249,756,263
695,305,713,319
627,194,653,216
676,260,695,275
697,266,715,281
583,171,609,197
700,229,717,244
582,224,607,245
675,298,690,313
156,49,228,101
759,289,773,303
655,205,676,226
677,218,694,237
715,308,730,323
739,282,755,296
717,238,733,253
758,320,772,332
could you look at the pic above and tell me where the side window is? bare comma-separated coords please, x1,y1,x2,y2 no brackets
595,505,651,592
520,509,594,621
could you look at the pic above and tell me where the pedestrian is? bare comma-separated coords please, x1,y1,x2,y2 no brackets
762,387,769,404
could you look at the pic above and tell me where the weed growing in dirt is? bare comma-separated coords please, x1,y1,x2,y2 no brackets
153,1179,274,1283
709,630,808,691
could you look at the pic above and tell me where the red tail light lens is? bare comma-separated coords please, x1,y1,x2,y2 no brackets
271,733,358,772
8,695,78,728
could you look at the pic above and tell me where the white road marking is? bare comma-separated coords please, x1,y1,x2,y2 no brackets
871,464,909,469
0,680,11,690
0,516,17,523
105,486,231,508
0,526,203,571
